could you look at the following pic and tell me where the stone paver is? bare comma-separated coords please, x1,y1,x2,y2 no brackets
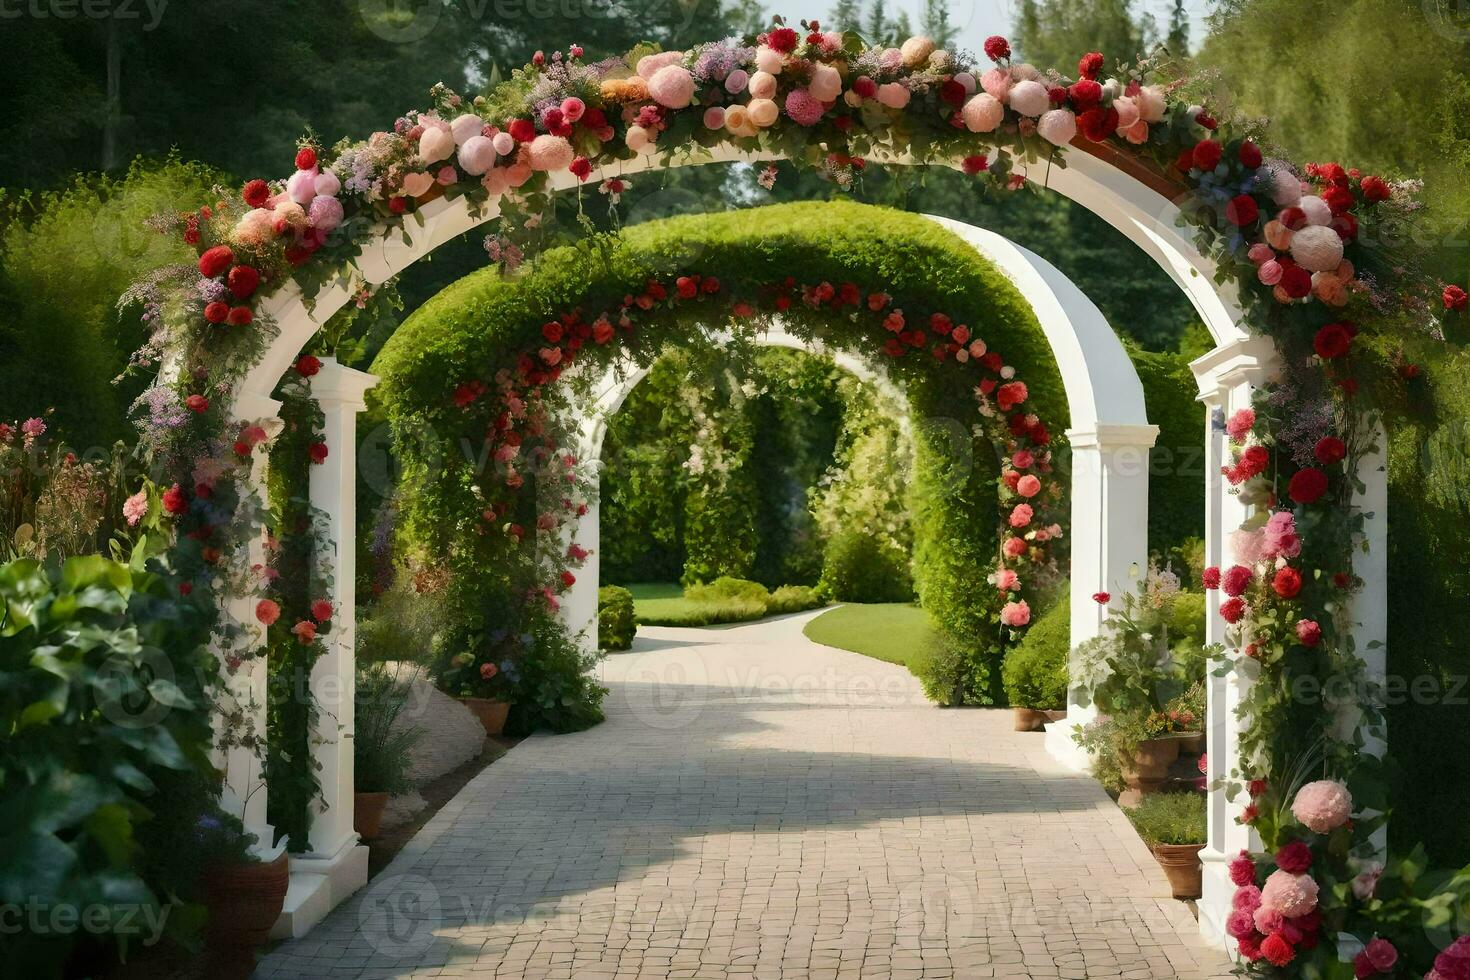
258,609,1233,979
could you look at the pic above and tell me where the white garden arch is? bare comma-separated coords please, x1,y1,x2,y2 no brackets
223,145,1388,946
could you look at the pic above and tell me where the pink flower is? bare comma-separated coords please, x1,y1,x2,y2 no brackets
1226,408,1256,441
123,490,148,527
1274,841,1313,874
784,87,826,126
994,568,1020,591
1261,511,1302,559
20,417,46,441
1228,850,1258,886
480,661,499,680
1260,869,1319,917
1354,938,1397,977
1351,863,1382,900
1016,474,1041,498
1226,909,1257,940
1291,779,1352,833
1296,619,1322,646
292,620,318,644
1000,600,1031,627
255,599,281,626
1003,537,1027,558
1233,884,1262,912
1009,503,1033,528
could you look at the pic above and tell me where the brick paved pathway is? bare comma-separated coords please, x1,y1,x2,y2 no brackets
258,609,1234,979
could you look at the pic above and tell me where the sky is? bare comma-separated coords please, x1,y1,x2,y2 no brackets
765,0,1216,55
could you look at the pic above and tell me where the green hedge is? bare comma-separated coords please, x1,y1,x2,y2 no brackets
597,585,637,651
1002,588,1071,710
1124,345,1208,556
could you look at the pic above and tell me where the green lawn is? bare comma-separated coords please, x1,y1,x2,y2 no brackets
801,602,939,669
626,582,712,625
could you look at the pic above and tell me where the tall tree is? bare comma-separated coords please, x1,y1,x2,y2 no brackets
1010,0,1153,70
864,1,890,44
1165,0,1190,55
828,0,865,32
920,0,957,48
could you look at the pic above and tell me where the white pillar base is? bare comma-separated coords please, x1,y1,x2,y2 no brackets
1197,849,1236,950
271,840,370,940
1042,717,1091,772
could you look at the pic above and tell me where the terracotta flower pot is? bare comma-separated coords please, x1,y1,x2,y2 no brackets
1013,707,1049,731
200,852,290,980
1044,708,1068,723
459,696,510,735
355,791,390,841
1152,842,1206,899
1119,736,1182,807
1174,731,1205,755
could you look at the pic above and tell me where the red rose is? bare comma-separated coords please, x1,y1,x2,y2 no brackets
1360,175,1390,202
1261,934,1295,968
295,147,318,171
1280,263,1313,298
227,306,254,327
1174,148,1195,174
292,620,318,645
1237,934,1264,961
1219,597,1247,624
311,599,333,622
1272,567,1302,599
1202,566,1221,590
227,265,261,299
1288,467,1329,504
1067,78,1102,109
308,442,329,464
387,196,409,215
1332,212,1359,242
940,79,967,107
1239,444,1270,478
1296,619,1322,646
542,320,564,343
186,394,209,414
1092,591,1110,604
569,156,592,181
1444,285,1469,311
702,277,721,294
1279,206,1308,230
198,245,234,279
592,319,615,344
1314,436,1346,464
1322,184,1354,214
1238,140,1262,169
1078,107,1119,142
1313,322,1354,359
1077,51,1104,80
962,154,989,174
852,76,877,99
242,178,271,208
675,276,699,299
1275,840,1313,873
508,118,536,143
1192,139,1222,172
295,355,322,378
1225,194,1259,227
179,582,193,596
162,483,187,515
766,26,799,52
560,570,576,588
204,301,230,324
983,35,1011,60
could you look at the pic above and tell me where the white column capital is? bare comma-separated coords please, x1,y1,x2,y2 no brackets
1188,334,1280,401
233,389,283,423
309,356,379,410
1064,422,1160,450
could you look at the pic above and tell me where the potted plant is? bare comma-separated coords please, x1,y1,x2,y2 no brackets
1163,683,1206,755
1124,791,1207,899
1002,591,1070,731
434,625,521,735
354,664,424,840
195,804,289,980
1075,713,1181,806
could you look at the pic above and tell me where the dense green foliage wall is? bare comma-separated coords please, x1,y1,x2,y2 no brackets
1125,345,1207,558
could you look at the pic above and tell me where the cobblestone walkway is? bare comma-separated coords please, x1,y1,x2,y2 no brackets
258,610,1234,979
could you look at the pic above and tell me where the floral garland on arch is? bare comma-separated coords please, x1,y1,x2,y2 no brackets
118,15,1467,973
429,271,1063,702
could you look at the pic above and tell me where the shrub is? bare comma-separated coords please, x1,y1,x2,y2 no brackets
506,614,608,735
1125,791,1207,846
357,578,447,665
820,529,914,603
1002,589,1070,709
0,554,220,975
354,665,425,795
684,575,770,605
598,585,637,650
911,630,998,707
767,584,826,615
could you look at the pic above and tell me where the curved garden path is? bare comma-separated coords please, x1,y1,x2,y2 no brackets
257,609,1233,979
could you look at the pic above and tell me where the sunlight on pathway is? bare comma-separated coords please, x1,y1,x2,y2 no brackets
257,610,1234,979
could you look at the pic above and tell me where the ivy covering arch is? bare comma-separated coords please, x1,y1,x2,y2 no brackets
117,17,1458,973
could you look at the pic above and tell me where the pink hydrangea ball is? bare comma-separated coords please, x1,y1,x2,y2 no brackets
980,67,1011,100
450,112,483,146
649,64,696,109
1259,869,1319,918
702,106,726,130
418,126,456,165
784,88,826,126
1137,85,1167,122
725,69,749,94
1290,224,1345,272
1000,600,1031,627
636,50,683,78
808,63,842,102
234,208,276,248
755,45,784,74
747,98,779,128
963,93,1004,133
526,134,575,172
457,135,497,175
1292,779,1352,833
313,170,341,197
308,195,344,232
1037,108,1076,146
1008,79,1049,116
877,82,911,109
286,169,318,206
748,70,778,100
1298,194,1333,227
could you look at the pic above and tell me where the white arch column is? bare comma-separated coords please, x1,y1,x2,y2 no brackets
273,358,376,938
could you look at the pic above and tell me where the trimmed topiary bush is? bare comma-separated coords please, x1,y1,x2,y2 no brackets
598,585,637,651
1002,589,1070,709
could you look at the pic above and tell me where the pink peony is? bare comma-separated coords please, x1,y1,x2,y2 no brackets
1233,884,1263,912
1292,779,1352,833
1431,935,1470,980
1229,528,1266,565
1016,474,1042,498
1260,869,1319,918
994,568,1020,591
123,490,148,527
1000,600,1031,627
784,88,826,126
1261,511,1301,559
1003,536,1027,558
1226,408,1256,440
1354,938,1397,977
1226,909,1257,940
309,194,344,232
1037,108,1076,146
526,134,574,172
1009,503,1033,528
1228,851,1257,887
702,106,726,130
962,93,1004,133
